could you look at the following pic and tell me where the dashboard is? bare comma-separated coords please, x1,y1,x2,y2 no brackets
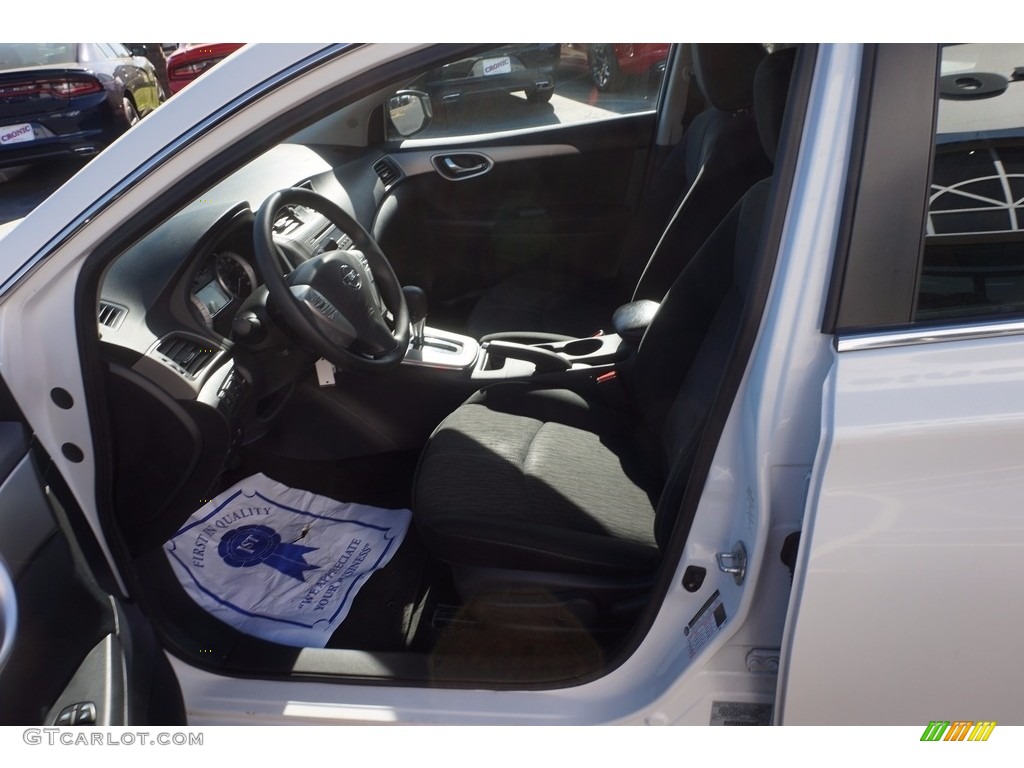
96,142,393,405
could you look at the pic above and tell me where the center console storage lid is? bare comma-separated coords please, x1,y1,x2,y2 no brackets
612,300,660,345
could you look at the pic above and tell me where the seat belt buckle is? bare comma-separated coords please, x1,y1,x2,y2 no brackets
597,370,617,383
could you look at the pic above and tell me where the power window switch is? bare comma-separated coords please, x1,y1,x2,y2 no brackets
54,701,97,726
73,702,97,724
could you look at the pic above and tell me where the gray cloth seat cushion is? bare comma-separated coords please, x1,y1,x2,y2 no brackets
414,382,663,576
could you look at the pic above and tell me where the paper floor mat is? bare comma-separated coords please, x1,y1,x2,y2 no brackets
165,473,411,647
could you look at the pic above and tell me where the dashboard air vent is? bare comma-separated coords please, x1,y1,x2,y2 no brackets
273,206,304,236
373,157,402,188
157,337,218,378
98,301,126,329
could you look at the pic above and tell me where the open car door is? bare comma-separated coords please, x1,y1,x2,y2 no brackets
0,384,184,725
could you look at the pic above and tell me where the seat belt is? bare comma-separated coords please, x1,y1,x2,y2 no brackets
630,163,705,302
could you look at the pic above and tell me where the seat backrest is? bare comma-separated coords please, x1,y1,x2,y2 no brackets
615,44,773,305
623,46,799,546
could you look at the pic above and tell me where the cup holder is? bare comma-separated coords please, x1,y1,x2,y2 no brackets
561,338,604,357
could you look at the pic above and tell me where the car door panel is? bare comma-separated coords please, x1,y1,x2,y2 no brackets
780,43,1024,723
0,439,112,724
0,419,184,725
376,112,657,307
781,335,1024,724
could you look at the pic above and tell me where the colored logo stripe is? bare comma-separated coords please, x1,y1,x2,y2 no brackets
920,721,996,741
969,722,996,741
945,721,973,741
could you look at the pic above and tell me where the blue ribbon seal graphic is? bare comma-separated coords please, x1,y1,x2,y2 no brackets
218,524,318,582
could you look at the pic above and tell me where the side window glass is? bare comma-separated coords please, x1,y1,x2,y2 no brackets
78,44,100,62
918,43,1024,321
385,43,671,141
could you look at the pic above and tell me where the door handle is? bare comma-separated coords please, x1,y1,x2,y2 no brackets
432,152,493,181
443,157,486,175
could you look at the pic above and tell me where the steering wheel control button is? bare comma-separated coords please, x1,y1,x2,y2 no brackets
305,289,337,318
288,285,358,347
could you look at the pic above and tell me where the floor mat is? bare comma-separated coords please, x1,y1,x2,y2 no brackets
165,473,411,647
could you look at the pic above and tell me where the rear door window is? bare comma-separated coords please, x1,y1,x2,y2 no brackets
918,44,1024,321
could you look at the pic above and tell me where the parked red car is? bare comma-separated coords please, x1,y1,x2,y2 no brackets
166,43,244,94
586,43,670,91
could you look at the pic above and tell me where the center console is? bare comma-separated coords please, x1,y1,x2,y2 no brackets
473,333,628,379
399,326,629,380
397,296,658,383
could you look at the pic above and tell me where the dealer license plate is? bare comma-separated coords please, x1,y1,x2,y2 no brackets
481,56,512,76
0,123,35,146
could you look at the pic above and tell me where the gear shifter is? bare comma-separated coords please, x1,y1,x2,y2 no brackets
402,286,427,349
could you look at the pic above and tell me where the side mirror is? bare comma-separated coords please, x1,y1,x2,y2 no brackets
386,90,432,138
126,44,149,58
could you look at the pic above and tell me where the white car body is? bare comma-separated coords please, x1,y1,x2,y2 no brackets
0,42,1017,727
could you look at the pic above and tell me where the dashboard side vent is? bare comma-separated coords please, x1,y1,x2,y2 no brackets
373,157,402,188
98,301,126,329
156,336,218,378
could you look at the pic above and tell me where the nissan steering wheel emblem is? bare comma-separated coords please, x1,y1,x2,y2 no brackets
339,264,362,289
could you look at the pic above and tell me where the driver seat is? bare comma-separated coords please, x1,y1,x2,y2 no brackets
413,48,797,613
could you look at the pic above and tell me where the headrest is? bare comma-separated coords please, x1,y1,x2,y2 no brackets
754,46,798,164
692,44,767,112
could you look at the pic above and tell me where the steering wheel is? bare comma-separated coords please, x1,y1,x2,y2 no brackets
253,188,410,374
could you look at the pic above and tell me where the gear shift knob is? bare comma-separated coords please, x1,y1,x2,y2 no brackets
402,285,427,348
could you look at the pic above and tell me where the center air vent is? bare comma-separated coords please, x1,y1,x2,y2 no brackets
273,206,305,236
156,336,218,378
373,157,402,189
98,301,126,329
